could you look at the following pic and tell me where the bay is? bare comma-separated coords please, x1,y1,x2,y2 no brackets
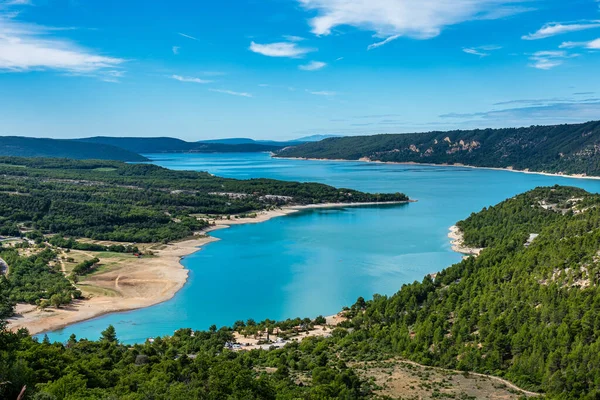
42,153,600,343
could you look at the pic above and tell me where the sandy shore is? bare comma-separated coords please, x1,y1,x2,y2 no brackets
276,156,600,181
448,225,483,256
9,201,409,336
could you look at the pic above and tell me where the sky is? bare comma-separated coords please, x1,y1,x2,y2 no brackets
0,0,599,141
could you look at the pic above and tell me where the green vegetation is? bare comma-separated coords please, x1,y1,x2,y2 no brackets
0,321,367,399
277,120,600,176
0,247,81,311
0,157,407,243
0,137,148,162
2,185,600,399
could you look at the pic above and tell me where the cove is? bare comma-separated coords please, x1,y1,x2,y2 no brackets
41,153,600,344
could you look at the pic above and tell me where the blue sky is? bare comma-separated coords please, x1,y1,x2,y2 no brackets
0,0,599,140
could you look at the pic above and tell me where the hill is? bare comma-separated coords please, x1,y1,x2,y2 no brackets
79,136,285,153
0,136,148,162
277,120,600,176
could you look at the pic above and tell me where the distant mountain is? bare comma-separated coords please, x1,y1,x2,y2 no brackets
294,134,343,142
277,120,600,176
199,138,257,145
79,137,283,154
0,137,148,162
199,138,304,147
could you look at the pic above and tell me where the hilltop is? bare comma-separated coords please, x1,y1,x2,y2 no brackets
0,137,148,162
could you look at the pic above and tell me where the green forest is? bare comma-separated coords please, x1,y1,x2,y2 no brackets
2,185,600,399
277,120,600,176
0,157,407,243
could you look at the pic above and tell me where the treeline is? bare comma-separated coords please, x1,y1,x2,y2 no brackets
0,157,407,243
0,322,366,399
48,236,139,253
277,120,600,176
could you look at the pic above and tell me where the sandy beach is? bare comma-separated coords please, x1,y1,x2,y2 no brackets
9,200,409,336
448,225,483,256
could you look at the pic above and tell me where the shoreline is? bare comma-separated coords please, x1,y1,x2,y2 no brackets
275,156,600,181
10,200,410,336
448,225,483,256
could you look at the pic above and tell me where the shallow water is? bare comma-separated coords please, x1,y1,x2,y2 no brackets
42,153,600,343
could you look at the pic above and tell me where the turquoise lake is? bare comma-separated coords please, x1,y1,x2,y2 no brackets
42,153,600,344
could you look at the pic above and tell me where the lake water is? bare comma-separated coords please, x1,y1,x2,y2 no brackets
42,153,600,343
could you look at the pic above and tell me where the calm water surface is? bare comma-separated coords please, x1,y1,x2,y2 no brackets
42,153,600,343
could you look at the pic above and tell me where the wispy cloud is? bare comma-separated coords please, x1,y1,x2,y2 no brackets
172,46,180,55
560,38,600,50
0,14,125,78
171,75,212,84
283,35,305,42
462,45,501,57
209,89,253,98
367,35,400,50
522,21,600,40
335,57,344,61
4,0,31,5
299,60,326,71
178,32,198,41
298,0,532,39
307,90,336,96
440,101,600,125
249,41,315,58
528,50,577,70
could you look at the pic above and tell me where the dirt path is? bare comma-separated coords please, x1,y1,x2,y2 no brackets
396,359,541,397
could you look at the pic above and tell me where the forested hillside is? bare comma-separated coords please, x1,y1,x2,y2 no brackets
0,137,148,162
0,157,407,243
277,120,600,176
2,185,600,399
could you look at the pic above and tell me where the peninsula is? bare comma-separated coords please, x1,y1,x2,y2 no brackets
0,157,409,335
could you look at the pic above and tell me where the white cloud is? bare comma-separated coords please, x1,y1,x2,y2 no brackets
298,0,532,39
367,34,400,50
178,32,198,41
462,45,501,57
249,41,315,58
463,48,488,57
522,21,600,40
528,50,577,70
209,89,253,98
283,35,305,42
171,75,212,84
172,46,180,55
299,60,327,71
560,38,600,49
335,57,344,61
307,90,336,96
0,15,125,76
